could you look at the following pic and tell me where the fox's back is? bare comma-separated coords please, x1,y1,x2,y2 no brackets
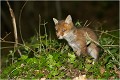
75,27,98,42
66,27,98,55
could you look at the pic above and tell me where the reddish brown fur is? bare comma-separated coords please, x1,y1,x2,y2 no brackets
74,28,98,55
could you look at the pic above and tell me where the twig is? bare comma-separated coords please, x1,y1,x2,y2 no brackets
95,29,120,32
95,30,119,38
38,14,41,53
0,32,11,41
98,30,104,41
102,45,119,47
85,21,92,27
1,46,14,49
43,20,48,48
19,1,28,45
1,40,21,44
1,40,36,53
83,20,91,28
6,1,21,56
83,20,88,27
103,31,118,38
85,32,100,47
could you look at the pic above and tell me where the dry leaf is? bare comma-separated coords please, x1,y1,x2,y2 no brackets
73,75,87,80
100,66,105,74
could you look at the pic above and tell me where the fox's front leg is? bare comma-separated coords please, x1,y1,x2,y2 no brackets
69,42,82,56
74,49,81,56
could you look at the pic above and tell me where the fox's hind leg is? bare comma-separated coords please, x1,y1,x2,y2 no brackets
87,43,99,61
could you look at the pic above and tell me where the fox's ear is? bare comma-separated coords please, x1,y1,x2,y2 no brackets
53,18,58,25
65,15,72,24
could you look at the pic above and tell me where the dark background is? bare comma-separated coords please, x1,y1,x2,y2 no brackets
1,1,119,58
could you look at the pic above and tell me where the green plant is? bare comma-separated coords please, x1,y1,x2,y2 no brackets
1,21,119,79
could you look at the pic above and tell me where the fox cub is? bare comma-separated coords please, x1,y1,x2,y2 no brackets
53,15,99,61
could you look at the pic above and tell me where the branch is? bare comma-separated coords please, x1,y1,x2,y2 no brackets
6,1,21,56
19,1,28,44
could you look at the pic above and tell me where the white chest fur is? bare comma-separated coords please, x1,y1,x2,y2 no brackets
63,30,80,51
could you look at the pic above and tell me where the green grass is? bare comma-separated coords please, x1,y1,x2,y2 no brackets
1,24,119,79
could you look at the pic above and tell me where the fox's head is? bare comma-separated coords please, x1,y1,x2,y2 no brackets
53,15,74,39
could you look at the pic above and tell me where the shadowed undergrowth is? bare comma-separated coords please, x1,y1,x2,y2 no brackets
1,27,119,79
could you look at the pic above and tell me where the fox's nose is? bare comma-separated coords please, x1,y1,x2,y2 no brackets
57,35,61,39
56,33,63,39
58,36,63,39
56,32,64,39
